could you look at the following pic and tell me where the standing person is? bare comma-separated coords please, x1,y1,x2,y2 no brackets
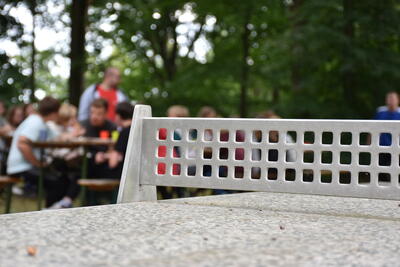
6,97,65,207
80,99,117,179
373,91,400,167
78,67,128,122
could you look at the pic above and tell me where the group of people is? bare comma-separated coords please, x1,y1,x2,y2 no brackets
1,64,400,209
0,67,133,209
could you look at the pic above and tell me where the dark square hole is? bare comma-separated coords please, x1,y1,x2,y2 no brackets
286,131,297,143
158,128,167,140
304,131,315,144
359,152,371,166
188,129,197,141
204,129,213,141
203,165,212,177
340,152,351,165
340,132,352,145
285,169,296,182
251,167,261,179
321,170,332,183
235,148,245,160
358,172,370,185
378,173,391,186
220,130,229,142
219,148,228,160
267,168,277,180
268,149,278,162
173,129,182,141
379,132,392,146
379,153,391,166
303,169,313,182
339,171,351,184
252,130,262,143
187,166,196,176
321,151,332,164
252,149,261,161
172,164,181,176
234,166,244,179
187,147,196,159
236,130,245,142
303,151,314,163
286,150,297,162
203,147,212,159
219,166,228,178
359,132,371,146
173,146,181,158
322,132,333,145
269,131,279,143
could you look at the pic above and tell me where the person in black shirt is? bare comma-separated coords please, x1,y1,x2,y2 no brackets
92,101,134,179
106,102,134,178
80,99,116,179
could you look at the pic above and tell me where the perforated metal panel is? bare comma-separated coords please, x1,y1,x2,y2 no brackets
138,118,400,200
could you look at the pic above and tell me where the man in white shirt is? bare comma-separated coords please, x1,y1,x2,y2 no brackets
7,97,62,207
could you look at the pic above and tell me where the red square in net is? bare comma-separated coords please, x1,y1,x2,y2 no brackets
157,163,166,175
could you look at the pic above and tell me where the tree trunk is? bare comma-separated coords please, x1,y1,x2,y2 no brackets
69,0,89,107
240,7,252,118
30,0,36,102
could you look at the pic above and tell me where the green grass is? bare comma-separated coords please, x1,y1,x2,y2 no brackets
0,187,216,214
0,194,40,214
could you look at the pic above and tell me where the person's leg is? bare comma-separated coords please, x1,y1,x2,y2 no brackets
43,169,67,208
65,172,80,200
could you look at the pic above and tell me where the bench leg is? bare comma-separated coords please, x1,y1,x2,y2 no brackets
4,184,13,214
80,186,87,206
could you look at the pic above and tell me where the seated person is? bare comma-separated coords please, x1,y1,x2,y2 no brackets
95,102,134,178
0,105,24,137
6,97,66,207
45,103,84,209
158,105,189,199
80,98,116,179
48,103,85,141
0,100,7,134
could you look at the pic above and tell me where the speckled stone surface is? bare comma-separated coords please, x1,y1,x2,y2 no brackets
1,192,399,267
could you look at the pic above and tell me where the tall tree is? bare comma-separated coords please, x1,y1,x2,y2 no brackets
69,0,89,106
28,0,36,101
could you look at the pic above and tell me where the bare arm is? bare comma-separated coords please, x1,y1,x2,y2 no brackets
17,136,42,168
108,150,122,169
0,124,13,136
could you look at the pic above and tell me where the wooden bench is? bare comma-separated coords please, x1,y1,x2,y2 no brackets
117,105,400,203
0,176,21,213
78,179,120,205
78,179,120,191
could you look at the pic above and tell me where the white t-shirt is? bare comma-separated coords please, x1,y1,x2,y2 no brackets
7,114,53,175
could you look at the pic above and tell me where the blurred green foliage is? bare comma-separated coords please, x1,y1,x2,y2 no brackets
1,0,400,118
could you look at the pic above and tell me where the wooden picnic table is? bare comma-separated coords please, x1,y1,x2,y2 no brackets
31,137,116,210
32,137,115,149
